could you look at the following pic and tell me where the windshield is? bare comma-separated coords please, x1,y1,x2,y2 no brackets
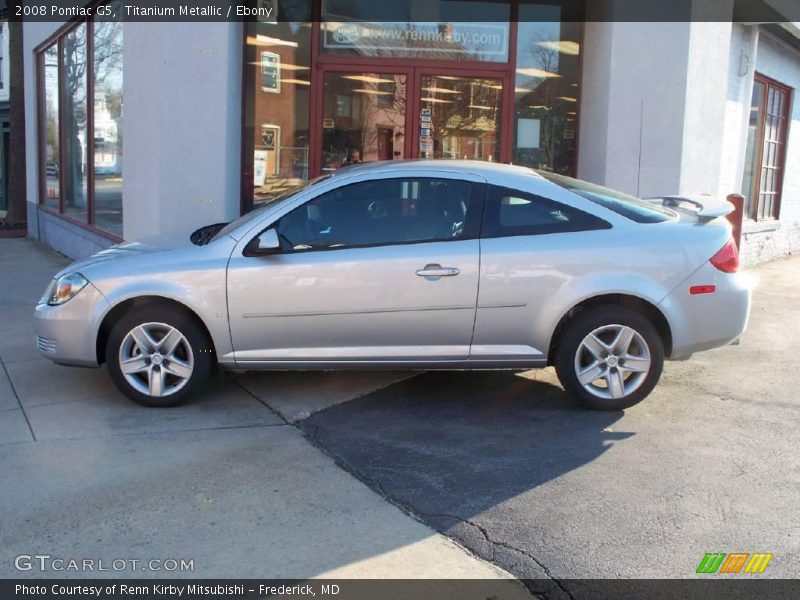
210,175,330,242
537,170,675,223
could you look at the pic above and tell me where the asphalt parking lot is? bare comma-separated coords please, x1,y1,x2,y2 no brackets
300,255,800,581
301,258,800,579
1,238,798,592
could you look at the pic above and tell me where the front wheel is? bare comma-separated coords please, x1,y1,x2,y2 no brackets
555,306,664,410
106,304,213,407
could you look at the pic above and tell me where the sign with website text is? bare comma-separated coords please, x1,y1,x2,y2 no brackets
323,22,508,59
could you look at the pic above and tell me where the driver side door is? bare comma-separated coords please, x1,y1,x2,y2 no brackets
227,174,485,366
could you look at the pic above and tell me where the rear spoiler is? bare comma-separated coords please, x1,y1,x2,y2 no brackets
646,194,734,222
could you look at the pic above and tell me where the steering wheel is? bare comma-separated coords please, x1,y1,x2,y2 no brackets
367,200,388,219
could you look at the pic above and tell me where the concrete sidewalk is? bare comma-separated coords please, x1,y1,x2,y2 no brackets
0,238,524,593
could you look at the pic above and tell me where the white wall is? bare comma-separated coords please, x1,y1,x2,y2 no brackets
579,19,737,199
719,24,757,198
578,21,691,198
123,22,242,242
679,21,733,196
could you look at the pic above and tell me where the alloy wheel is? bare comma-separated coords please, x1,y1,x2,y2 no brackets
573,324,651,401
118,322,195,397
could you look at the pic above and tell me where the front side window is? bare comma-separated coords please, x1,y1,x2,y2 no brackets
483,184,610,238
276,178,476,251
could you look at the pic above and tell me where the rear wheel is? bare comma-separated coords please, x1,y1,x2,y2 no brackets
555,306,664,410
106,304,213,407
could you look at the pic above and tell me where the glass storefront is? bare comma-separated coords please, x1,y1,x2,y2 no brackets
321,72,407,170
244,12,312,206
419,75,502,161
43,44,60,212
0,120,7,215
514,7,581,174
243,0,582,213
36,0,124,238
62,23,88,224
93,16,124,236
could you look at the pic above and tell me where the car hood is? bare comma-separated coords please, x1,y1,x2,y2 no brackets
54,232,191,279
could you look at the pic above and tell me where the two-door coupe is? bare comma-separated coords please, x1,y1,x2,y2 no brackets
34,161,750,410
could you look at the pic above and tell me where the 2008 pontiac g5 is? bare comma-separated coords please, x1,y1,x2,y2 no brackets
34,161,751,410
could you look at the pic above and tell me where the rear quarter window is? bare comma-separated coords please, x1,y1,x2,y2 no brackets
483,185,611,238
537,171,674,224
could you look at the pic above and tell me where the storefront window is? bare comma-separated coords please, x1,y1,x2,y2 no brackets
42,44,60,212
322,0,510,62
419,75,501,161
321,73,407,170
513,2,581,174
63,24,88,223
242,1,582,212
37,2,124,238
0,121,8,215
244,3,312,211
93,15,124,236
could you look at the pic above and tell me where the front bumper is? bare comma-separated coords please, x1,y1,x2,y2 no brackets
33,282,111,367
659,263,753,359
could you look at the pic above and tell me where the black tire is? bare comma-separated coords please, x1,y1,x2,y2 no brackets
554,305,664,410
106,303,214,407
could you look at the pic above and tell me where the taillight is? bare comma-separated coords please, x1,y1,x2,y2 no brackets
709,238,739,273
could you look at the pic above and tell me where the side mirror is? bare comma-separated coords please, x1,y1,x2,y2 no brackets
247,228,281,256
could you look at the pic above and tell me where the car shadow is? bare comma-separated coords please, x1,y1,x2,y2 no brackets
298,370,631,579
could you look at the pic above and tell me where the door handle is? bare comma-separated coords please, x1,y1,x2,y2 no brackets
416,264,460,279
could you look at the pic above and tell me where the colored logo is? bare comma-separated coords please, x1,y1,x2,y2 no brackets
696,552,773,574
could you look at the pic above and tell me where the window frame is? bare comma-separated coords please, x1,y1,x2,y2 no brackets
744,73,794,222
35,5,123,242
259,176,485,254
240,1,587,215
481,184,611,239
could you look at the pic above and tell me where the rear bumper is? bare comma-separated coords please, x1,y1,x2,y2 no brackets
33,283,110,367
659,263,752,359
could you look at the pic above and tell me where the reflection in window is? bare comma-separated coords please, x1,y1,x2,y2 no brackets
245,6,312,211
322,1,510,62
513,1,581,175
43,45,60,211
63,24,88,222
419,75,501,161
93,14,124,236
37,3,124,238
321,73,406,171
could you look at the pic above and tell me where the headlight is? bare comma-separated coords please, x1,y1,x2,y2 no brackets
47,273,89,306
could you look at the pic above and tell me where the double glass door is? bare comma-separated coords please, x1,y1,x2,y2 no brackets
319,69,503,173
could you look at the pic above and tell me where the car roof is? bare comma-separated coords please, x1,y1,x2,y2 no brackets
331,159,545,180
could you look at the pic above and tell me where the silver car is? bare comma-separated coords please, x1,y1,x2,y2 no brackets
33,161,751,410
